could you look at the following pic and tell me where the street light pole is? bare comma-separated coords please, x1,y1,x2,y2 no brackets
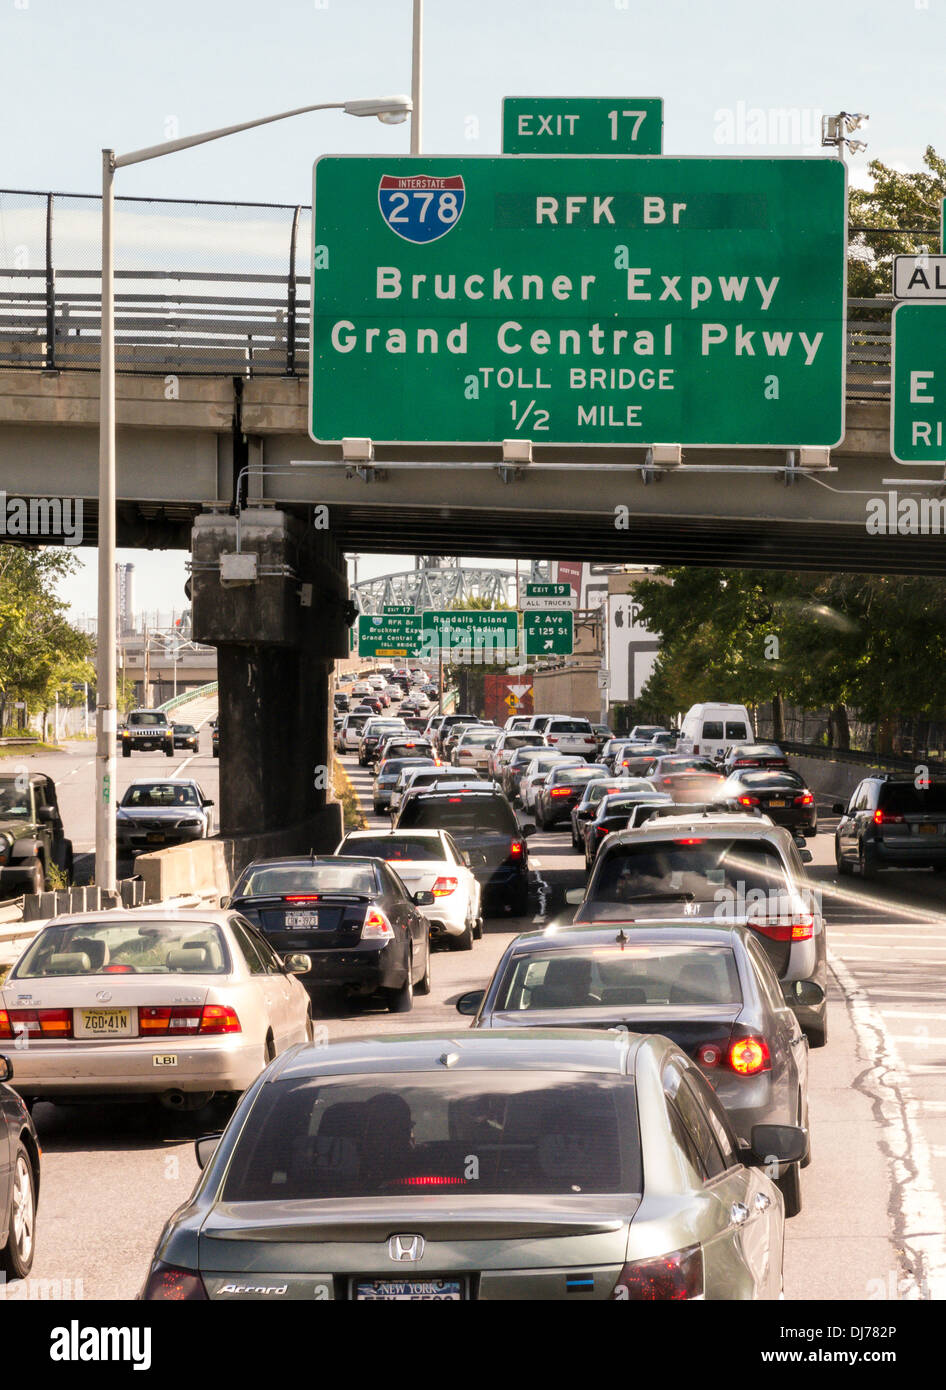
411,0,423,155
93,94,410,890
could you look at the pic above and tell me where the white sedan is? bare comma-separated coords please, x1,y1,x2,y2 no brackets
0,911,313,1109
335,829,483,950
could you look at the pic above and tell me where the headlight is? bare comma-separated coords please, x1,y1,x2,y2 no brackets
177,818,203,828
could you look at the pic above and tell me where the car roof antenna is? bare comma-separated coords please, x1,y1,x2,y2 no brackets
616,928,628,949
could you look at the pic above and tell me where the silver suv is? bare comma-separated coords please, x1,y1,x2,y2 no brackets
568,812,827,1047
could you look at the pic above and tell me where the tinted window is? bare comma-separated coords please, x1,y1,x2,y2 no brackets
737,770,804,790
231,919,269,974
701,721,724,740
725,722,749,740
683,1069,740,1170
591,838,788,903
384,742,433,759
128,713,166,727
236,862,380,897
550,767,602,786
398,796,518,834
0,783,31,817
505,733,545,750
121,783,199,808
663,1063,726,1179
222,1074,642,1200
548,720,592,733
339,835,445,862
879,783,946,815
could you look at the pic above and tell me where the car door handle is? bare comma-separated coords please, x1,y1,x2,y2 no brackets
753,1192,772,1213
730,1202,750,1226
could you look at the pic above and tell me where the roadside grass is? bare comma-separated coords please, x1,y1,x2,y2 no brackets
0,742,64,759
333,759,366,832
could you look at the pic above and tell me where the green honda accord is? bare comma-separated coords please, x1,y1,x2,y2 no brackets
140,1030,804,1301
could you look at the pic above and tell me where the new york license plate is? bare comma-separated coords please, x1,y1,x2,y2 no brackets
286,911,319,927
354,1279,462,1301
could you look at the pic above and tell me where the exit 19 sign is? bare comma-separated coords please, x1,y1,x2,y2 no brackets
502,98,663,155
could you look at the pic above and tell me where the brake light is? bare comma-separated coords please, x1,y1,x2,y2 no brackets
102,963,136,974
612,1245,704,1300
596,826,610,837
141,1261,208,1301
140,1006,203,1035
199,1005,242,1035
431,877,458,897
2,1008,73,1038
393,1175,467,1187
550,786,572,797
284,894,320,903
794,794,814,806
753,914,813,942
674,838,705,845
738,795,760,807
728,1036,771,1075
362,908,396,942
509,840,524,857
874,809,904,825
692,744,700,754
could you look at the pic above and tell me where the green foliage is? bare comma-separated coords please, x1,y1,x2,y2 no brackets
849,146,946,301
0,547,94,728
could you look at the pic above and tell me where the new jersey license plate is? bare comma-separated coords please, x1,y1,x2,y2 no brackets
76,1008,132,1037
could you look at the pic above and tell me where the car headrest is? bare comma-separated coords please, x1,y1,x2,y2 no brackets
48,952,92,974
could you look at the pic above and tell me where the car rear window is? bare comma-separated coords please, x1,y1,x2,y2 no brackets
221,1073,642,1200
339,836,445,862
880,783,946,815
591,838,788,903
551,767,602,785
346,715,370,731
496,945,742,1012
548,720,593,733
738,770,804,790
236,863,380,897
14,920,230,977
398,796,518,834
726,723,749,739
506,733,544,749
385,741,433,759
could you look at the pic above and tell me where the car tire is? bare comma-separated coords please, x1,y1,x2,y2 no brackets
452,919,474,952
860,844,878,880
0,1145,36,1280
804,1013,828,1049
373,802,383,815
122,745,131,758
165,746,175,758
24,859,44,896
387,961,414,1013
415,941,432,994
835,839,852,876
509,883,530,917
473,913,484,941
775,1161,802,1218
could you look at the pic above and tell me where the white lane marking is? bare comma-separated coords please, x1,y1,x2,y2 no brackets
834,945,946,954
61,758,95,780
880,1010,946,1020
172,756,195,778
829,947,946,1298
889,1035,946,1046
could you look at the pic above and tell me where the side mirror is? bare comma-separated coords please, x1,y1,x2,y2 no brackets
37,805,56,822
203,799,214,807
521,825,534,838
412,890,436,907
565,887,585,905
0,1055,13,1083
749,1123,808,1166
832,802,845,816
284,953,313,975
784,979,826,1007
194,1133,223,1170
219,895,231,909
455,989,484,1017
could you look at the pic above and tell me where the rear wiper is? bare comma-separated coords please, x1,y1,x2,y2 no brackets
617,891,696,903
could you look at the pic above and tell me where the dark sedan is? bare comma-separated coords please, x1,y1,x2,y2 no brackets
582,791,673,871
458,923,810,1216
225,857,433,1013
0,1054,40,1279
570,778,657,851
533,764,607,831
171,723,199,752
719,744,789,776
717,769,817,837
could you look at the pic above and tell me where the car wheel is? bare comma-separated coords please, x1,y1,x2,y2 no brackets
415,941,432,994
509,883,530,917
373,802,383,815
387,960,414,1013
473,913,484,940
804,1013,828,1049
0,1146,36,1280
122,745,131,758
835,839,852,876
859,844,878,880
775,1161,802,1218
452,919,474,952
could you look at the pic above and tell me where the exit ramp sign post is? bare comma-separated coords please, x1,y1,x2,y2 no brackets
311,156,845,449
890,302,946,464
502,98,663,155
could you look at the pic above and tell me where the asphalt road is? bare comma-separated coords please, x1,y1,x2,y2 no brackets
7,730,946,1302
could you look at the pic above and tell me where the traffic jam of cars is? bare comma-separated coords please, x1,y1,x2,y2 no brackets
1,681,851,1304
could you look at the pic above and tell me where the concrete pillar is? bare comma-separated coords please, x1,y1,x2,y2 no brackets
190,509,349,840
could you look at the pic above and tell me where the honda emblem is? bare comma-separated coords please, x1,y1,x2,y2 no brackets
388,1234,425,1262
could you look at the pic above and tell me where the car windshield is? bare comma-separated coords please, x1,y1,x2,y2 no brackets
378,758,434,779
121,783,199,808
496,945,743,1011
174,725,196,735
0,784,31,817
399,797,518,834
586,779,654,804
591,838,788,903
236,863,380,897
128,713,165,727
339,835,445,862
221,1073,641,1200
14,920,230,977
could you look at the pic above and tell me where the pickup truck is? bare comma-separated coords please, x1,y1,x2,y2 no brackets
0,772,73,896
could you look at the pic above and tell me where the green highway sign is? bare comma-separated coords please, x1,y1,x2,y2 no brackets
891,303,946,463
502,98,663,155
383,603,414,614
421,609,519,654
524,582,573,597
311,156,846,448
523,610,573,655
357,612,424,658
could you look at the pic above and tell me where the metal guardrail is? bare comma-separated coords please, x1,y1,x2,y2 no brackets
0,190,902,397
158,680,218,714
782,739,946,773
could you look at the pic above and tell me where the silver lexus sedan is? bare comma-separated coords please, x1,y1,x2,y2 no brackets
140,1030,805,1300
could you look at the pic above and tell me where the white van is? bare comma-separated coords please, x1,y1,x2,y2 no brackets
676,703,754,760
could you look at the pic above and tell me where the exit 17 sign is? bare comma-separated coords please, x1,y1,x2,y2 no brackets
502,98,663,155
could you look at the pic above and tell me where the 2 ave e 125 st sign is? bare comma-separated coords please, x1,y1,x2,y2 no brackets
310,156,846,449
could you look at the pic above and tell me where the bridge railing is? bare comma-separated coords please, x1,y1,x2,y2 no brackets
0,188,897,397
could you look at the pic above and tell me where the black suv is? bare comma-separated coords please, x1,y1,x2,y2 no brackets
121,710,174,758
395,786,533,915
835,777,946,877
0,772,73,896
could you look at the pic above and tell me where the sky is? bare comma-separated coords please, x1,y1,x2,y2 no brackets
2,0,942,620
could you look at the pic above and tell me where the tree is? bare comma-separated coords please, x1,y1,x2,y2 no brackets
0,547,94,732
849,146,946,301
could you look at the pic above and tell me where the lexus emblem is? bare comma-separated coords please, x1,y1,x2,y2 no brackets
388,1234,424,1262
95,989,113,1002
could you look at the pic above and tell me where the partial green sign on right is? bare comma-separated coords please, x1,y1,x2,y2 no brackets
891,302,946,464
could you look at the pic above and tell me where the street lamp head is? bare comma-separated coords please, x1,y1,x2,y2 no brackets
343,95,412,123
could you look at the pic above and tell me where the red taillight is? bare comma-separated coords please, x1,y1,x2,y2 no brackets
612,1245,704,1300
753,915,813,942
362,908,395,941
674,837,705,845
738,795,760,807
692,744,700,754
550,786,572,797
874,809,903,825
140,1006,203,1035
596,826,610,837
728,1036,771,1075
547,736,558,744
393,1175,467,1187
141,1261,208,1301
431,877,458,897
794,793,814,806
3,1008,73,1039
102,963,136,974
199,1004,242,1035
509,840,524,857
284,894,320,902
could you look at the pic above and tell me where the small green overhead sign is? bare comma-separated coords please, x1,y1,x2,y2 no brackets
502,98,663,155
